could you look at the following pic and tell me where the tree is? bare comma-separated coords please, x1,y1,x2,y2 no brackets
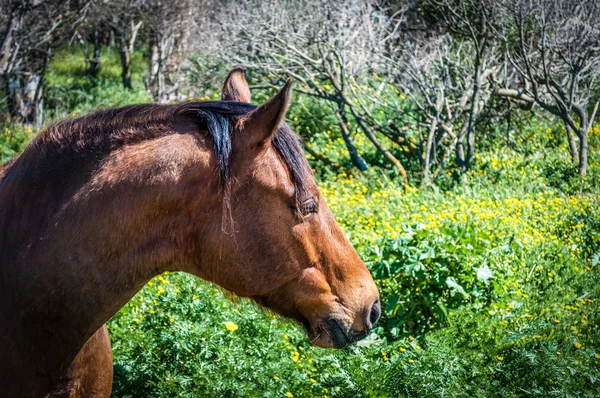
207,0,411,182
111,16,143,90
399,34,498,184
0,0,88,124
422,0,503,178
496,0,600,175
142,0,198,102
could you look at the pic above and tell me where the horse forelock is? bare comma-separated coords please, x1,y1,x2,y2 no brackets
175,101,311,197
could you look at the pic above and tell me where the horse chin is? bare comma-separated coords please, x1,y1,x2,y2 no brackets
304,318,350,349
255,298,352,349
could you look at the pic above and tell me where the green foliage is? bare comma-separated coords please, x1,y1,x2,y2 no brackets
109,274,394,398
0,124,34,163
369,222,494,337
107,168,600,397
44,46,151,120
3,47,600,397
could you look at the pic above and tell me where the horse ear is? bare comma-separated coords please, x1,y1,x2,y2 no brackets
222,67,251,103
241,79,292,148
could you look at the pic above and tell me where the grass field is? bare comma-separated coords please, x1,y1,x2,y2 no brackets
2,47,599,397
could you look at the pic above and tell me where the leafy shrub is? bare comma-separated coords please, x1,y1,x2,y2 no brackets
369,222,494,337
0,124,35,164
110,273,395,398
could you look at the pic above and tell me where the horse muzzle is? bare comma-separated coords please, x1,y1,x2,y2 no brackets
325,298,381,349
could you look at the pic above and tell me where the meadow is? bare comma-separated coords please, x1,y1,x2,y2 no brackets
1,48,599,397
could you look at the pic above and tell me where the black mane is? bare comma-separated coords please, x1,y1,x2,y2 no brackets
2,100,311,204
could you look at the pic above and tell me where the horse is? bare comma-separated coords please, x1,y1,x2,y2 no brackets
0,69,380,397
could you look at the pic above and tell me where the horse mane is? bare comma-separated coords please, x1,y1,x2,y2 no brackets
1,101,311,202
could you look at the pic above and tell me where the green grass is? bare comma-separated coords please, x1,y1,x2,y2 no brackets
1,47,599,397
107,178,600,397
43,46,151,120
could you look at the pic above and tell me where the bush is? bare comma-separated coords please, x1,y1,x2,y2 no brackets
0,124,35,164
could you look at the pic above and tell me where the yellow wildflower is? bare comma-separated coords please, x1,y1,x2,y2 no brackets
224,321,238,331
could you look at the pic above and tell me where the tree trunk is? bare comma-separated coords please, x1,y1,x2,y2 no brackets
119,48,132,90
432,134,459,181
0,2,25,76
455,134,468,184
87,27,103,80
464,53,481,173
1,3,47,124
564,123,579,164
147,31,162,101
6,70,44,124
117,33,132,90
578,129,588,176
335,105,368,171
114,20,141,91
147,31,175,102
455,138,465,170
423,116,439,183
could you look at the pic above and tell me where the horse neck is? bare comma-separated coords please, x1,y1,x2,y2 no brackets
0,129,219,376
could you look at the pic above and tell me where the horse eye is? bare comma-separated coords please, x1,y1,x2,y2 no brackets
298,198,318,216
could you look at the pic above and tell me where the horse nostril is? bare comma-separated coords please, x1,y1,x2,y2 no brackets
366,298,381,330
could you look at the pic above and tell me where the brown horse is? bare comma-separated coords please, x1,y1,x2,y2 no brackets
0,69,380,397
